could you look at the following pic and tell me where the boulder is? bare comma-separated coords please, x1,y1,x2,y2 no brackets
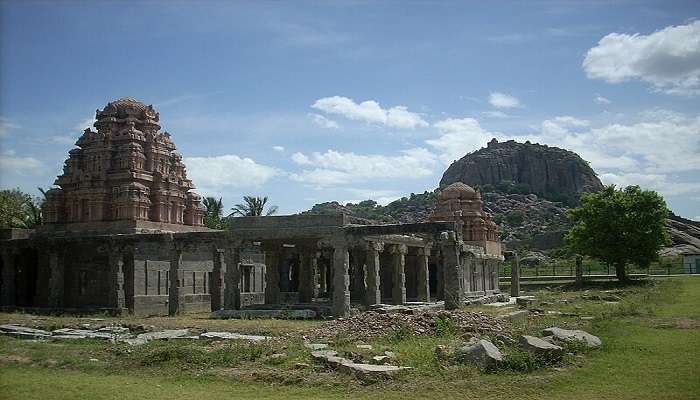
454,339,503,369
542,327,602,348
519,335,563,358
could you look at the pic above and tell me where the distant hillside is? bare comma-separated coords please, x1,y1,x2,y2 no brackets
440,139,603,205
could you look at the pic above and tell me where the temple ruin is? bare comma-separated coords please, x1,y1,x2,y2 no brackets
0,97,503,317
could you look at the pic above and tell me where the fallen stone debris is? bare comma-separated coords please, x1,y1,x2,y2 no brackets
0,324,271,345
542,327,602,348
310,349,411,381
519,335,564,358
307,310,509,341
454,339,503,369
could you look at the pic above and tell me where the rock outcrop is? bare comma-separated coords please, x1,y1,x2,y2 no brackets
440,139,603,205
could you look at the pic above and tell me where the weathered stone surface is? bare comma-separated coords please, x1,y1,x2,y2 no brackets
0,324,51,338
51,328,114,340
356,344,373,350
497,310,529,322
516,296,538,308
199,332,270,342
519,335,564,357
136,329,190,341
304,343,329,350
454,339,503,369
371,355,392,364
543,327,602,348
311,349,411,380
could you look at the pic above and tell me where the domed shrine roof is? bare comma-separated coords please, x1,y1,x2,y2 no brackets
439,182,480,200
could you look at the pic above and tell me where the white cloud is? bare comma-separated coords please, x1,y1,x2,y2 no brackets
0,150,45,176
481,111,510,119
693,216,700,222
594,95,611,105
272,145,285,152
600,172,700,197
311,96,428,129
291,152,312,165
290,148,437,187
75,118,96,132
488,92,523,109
184,155,280,193
583,21,700,95
427,118,504,163
308,113,339,129
344,188,403,206
0,117,20,138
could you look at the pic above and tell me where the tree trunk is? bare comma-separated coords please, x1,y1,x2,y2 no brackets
615,263,628,282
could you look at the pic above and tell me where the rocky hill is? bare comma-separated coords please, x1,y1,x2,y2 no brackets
440,139,603,205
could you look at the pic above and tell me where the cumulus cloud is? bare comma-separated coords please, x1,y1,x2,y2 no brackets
184,155,280,193
290,148,437,187
291,152,312,165
308,113,339,129
272,145,285,152
0,150,45,176
583,21,700,95
427,118,505,163
488,92,523,108
311,96,428,129
594,95,611,105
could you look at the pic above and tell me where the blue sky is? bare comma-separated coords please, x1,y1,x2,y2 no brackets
1,1,699,219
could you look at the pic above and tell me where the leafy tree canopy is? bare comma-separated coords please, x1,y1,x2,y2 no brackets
565,185,669,281
0,188,44,229
230,196,278,217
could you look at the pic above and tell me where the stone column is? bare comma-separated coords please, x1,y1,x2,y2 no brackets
210,247,225,311
390,244,408,305
364,241,383,306
1,249,16,307
311,253,320,299
510,253,520,297
318,256,327,295
48,248,65,309
575,255,584,288
417,246,431,302
298,250,315,303
440,233,462,310
331,239,350,317
224,246,241,310
168,243,182,316
107,245,126,312
264,249,280,305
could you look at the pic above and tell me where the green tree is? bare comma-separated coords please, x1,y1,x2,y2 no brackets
565,185,669,281
0,188,43,229
202,196,224,229
230,196,278,217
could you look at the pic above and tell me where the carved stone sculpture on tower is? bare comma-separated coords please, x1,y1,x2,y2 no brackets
42,97,205,233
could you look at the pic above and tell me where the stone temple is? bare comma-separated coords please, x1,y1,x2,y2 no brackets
0,98,503,317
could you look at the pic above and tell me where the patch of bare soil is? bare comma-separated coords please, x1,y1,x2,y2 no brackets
651,318,700,329
0,354,32,364
305,310,510,341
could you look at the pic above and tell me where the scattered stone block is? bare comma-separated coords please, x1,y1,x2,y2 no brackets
211,309,317,319
516,296,538,308
371,355,391,364
51,328,114,340
542,327,602,348
199,331,270,342
519,335,564,358
454,339,503,369
136,329,190,341
304,343,329,350
356,344,373,350
497,310,529,322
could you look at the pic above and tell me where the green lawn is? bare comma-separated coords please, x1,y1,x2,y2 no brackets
1,277,699,400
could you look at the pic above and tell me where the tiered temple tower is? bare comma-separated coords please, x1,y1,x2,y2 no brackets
42,97,205,233
429,182,502,256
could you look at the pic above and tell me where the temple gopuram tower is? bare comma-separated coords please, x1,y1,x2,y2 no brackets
429,182,502,256
42,97,205,233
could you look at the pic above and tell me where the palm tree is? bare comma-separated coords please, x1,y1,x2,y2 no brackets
230,196,278,217
202,197,224,229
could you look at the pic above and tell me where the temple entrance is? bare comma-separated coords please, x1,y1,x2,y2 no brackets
123,253,135,312
15,249,38,307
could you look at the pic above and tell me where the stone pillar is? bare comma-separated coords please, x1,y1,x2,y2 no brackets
350,249,366,303
417,246,431,302
332,239,350,317
48,249,65,309
311,253,320,299
440,233,462,310
264,249,280,305
210,247,225,311
1,250,16,307
318,256,327,295
364,241,383,306
298,250,315,303
168,243,182,316
224,247,241,310
390,244,408,305
575,255,584,288
107,246,126,312
510,253,520,297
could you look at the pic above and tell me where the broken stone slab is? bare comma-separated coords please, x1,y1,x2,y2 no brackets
97,326,130,334
542,327,602,348
311,349,410,380
519,335,564,358
211,309,317,319
120,337,148,346
199,331,270,342
304,343,329,350
371,355,392,364
310,349,339,360
497,310,529,322
454,339,503,369
51,328,114,340
516,296,538,308
136,329,190,341
356,344,373,350
0,324,51,338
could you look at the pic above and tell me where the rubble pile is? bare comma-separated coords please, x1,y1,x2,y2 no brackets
307,310,510,341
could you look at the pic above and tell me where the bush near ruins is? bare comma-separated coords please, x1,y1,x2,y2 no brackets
565,185,669,281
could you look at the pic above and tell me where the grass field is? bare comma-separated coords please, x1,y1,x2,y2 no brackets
1,277,698,399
